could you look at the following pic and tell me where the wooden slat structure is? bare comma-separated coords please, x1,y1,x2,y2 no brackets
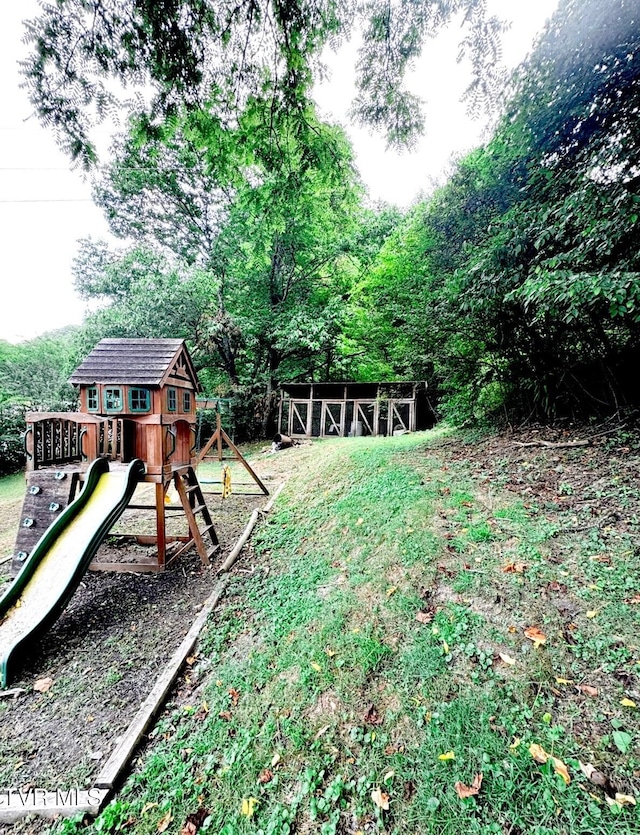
278,381,433,439
196,413,269,496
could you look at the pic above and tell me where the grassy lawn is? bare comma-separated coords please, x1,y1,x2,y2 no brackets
42,429,640,834
0,471,24,570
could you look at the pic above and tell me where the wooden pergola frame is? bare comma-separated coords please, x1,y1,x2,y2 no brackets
278,382,420,439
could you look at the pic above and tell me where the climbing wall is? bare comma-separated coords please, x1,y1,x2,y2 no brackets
10,469,80,576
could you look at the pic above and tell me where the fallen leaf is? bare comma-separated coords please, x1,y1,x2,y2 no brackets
33,677,54,693
384,744,404,756
454,773,483,799
356,518,364,526
141,802,158,815
258,769,273,784
438,751,456,761
529,743,549,764
186,655,197,666
371,787,390,810
218,711,232,721
403,780,416,801
586,610,599,619
524,626,547,647
271,752,281,768
551,756,571,785
613,730,632,754
579,761,610,789
157,810,173,833
442,640,450,654
606,793,636,809
180,823,197,835
625,595,640,605
529,744,570,784
314,725,330,740
386,586,397,597
546,580,567,593
228,688,240,706
620,698,637,708
310,661,322,672
502,562,526,574
240,798,259,817
555,677,573,685
415,611,433,624
509,737,521,750
498,652,516,666
383,770,395,782
364,704,384,725
576,684,598,697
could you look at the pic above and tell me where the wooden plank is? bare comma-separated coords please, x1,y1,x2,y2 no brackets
88,562,165,573
219,427,269,495
217,510,260,573
155,483,166,568
94,580,228,789
263,482,285,513
173,471,209,565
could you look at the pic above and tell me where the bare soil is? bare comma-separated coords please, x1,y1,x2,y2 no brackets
0,446,299,797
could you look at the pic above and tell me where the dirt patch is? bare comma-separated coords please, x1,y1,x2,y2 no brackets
0,446,301,796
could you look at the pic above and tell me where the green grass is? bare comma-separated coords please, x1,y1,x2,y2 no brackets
0,470,24,501
53,431,639,835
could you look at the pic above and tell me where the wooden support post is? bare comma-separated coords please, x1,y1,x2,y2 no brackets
216,413,223,461
155,483,166,568
196,413,269,496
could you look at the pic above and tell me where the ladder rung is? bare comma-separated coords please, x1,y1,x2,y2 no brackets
192,503,207,514
200,523,215,534
186,484,199,494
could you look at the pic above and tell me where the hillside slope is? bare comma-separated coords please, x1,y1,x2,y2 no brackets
55,428,640,835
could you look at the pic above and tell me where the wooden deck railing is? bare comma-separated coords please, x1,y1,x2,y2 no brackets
24,413,123,471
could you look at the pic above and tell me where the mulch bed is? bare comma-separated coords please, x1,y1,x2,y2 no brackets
0,482,274,794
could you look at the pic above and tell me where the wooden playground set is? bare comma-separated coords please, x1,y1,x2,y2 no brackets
11,338,267,577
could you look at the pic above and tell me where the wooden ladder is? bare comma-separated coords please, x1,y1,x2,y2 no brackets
172,467,219,565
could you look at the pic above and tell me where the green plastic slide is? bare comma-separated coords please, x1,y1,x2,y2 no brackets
0,457,145,688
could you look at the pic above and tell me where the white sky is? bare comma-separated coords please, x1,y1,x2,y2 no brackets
0,0,559,344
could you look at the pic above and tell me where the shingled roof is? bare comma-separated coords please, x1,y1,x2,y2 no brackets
69,338,201,390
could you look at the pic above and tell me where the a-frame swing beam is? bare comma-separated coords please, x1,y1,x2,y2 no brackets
197,414,269,496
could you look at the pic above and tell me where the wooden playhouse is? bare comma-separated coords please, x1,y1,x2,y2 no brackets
12,338,218,574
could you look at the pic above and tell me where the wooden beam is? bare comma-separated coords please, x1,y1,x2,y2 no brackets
216,509,260,574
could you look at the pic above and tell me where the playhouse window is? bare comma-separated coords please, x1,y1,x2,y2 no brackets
87,387,98,411
183,390,192,412
167,387,177,412
103,387,123,412
129,387,151,412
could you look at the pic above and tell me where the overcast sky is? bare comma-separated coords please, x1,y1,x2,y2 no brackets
0,0,558,344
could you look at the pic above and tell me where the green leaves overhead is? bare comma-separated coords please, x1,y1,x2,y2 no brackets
22,0,505,166
347,0,640,423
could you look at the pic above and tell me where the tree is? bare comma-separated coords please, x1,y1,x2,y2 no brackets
22,0,505,167
0,331,80,474
75,101,363,431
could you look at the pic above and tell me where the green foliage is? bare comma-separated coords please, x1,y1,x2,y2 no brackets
0,332,80,474
345,0,640,424
73,100,368,435
22,0,505,167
